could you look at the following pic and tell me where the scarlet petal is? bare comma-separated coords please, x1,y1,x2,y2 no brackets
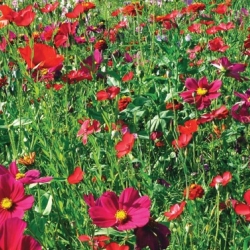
244,190,250,205
234,204,250,215
67,167,84,184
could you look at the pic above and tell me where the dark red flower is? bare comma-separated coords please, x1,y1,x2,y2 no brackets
118,96,132,111
184,184,204,200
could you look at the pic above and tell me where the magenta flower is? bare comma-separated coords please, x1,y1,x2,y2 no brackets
180,77,222,110
88,187,151,231
0,174,34,223
211,57,247,81
0,161,53,185
231,89,250,123
0,217,41,250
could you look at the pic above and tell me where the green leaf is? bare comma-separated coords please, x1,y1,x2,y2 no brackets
35,192,53,216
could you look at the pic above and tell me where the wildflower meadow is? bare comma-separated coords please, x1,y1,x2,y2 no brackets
0,0,250,249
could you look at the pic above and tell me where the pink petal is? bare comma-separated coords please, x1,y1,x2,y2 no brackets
185,78,198,90
244,190,250,205
234,204,250,215
208,80,222,92
119,187,140,208
88,207,116,227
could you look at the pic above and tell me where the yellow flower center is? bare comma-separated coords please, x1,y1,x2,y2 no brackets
40,68,48,75
115,210,127,221
248,97,250,102
190,184,197,189
1,198,13,209
196,87,208,96
16,173,25,180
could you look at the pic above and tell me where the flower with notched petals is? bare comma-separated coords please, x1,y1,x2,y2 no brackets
164,201,186,220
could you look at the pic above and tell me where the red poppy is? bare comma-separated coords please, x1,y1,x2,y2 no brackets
212,3,228,15
164,201,186,220
13,5,36,27
210,171,232,188
188,23,202,33
234,190,250,221
172,133,192,149
40,2,59,13
67,167,84,184
184,184,204,200
122,71,134,82
208,37,229,52
18,43,64,70
96,86,120,101
115,133,135,158
181,3,206,14
177,119,198,134
66,2,95,19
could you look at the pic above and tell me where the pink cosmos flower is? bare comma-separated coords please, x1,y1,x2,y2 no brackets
0,174,34,223
231,89,250,123
88,187,151,231
164,201,186,221
234,190,250,221
180,77,222,110
209,171,232,188
211,57,247,81
77,118,101,145
0,217,41,250
0,161,53,184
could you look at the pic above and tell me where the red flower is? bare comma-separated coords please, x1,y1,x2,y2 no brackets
178,119,198,134
165,99,183,110
65,2,95,19
18,43,64,70
94,39,108,50
122,71,134,82
78,235,109,250
234,190,250,221
118,96,132,111
179,77,222,110
197,105,229,124
105,242,129,250
115,133,135,158
88,187,151,230
181,3,205,14
184,184,204,200
208,37,229,52
96,86,120,101
188,23,202,33
40,2,59,13
67,167,84,184
212,3,228,15
210,171,232,188
77,119,101,145
164,201,186,221
172,133,192,149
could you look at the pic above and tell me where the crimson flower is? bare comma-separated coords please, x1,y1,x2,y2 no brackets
197,105,229,124
18,43,64,70
67,166,84,184
234,190,250,221
88,187,151,231
115,132,135,158
209,171,232,188
211,57,247,81
212,3,228,15
178,119,198,134
164,201,186,221
105,242,129,250
0,161,53,185
208,37,229,52
0,217,41,250
66,2,95,19
180,77,222,110
231,89,250,124
77,119,101,145
183,184,204,200
0,174,34,223
172,133,192,149
134,218,171,250
96,86,120,101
